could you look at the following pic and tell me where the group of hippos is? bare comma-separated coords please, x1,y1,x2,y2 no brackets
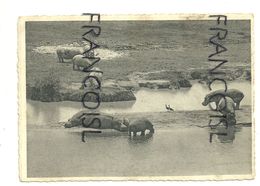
64,111,154,137
56,47,103,86
63,88,244,136
57,46,245,135
56,47,91,69
57,47,154,136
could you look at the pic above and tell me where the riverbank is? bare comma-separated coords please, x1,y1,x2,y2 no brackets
26,68,251,102
27,105,252,128
27,83,136,102
25,20,251,102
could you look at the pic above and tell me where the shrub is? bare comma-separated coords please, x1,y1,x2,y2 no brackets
178,79,192,88
190,71,202,79
31,71,61,101
246,70,251,81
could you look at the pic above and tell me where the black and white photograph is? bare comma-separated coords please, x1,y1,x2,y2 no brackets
18,14,254,181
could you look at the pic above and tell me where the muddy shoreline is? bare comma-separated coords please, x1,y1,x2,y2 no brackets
27,105,252,128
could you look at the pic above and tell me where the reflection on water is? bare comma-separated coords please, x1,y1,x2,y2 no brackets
128,133,154,144
27,81,251,125
209,125,237,143
81,130,102,142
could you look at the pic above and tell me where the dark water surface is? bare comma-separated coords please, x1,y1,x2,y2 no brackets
27,126,252,177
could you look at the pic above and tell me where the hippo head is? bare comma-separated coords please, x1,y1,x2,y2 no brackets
64,119,73,128
202,95,211,106
64,119,81,128
122,118,130,127
112,119,122,130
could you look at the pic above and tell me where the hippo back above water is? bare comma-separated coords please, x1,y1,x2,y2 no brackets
64,111,128,132
125,118,154,136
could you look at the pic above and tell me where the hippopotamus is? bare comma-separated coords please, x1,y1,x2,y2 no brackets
124,118,154,136
64,111,128,132
209,96,237,129
217,97,235,115
56,47,83,63
72,54,91,70
209,96,237,142
217,96,236,126
202,89,244,110
87,67,103,88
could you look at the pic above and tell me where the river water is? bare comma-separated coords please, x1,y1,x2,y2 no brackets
26,81,253,178
27,81,251,125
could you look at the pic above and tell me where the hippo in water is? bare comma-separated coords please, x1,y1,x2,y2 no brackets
123,118,154,136
208,96,237,129
217,96,236,126
64,111,128,132
209,97,237,143
202,89,244,110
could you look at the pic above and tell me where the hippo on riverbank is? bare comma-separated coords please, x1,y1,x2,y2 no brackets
64,111,128,132
80,67,103,89
56,47,82,63
72,54,91,70
202,89,244,110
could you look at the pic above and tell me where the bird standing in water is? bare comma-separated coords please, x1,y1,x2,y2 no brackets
165,104,174,111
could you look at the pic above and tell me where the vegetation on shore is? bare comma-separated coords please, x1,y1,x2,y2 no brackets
26,71,136,102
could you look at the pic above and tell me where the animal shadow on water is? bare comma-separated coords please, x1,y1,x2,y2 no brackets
81,130,102,143
209,124,242,143
128,133,154,144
